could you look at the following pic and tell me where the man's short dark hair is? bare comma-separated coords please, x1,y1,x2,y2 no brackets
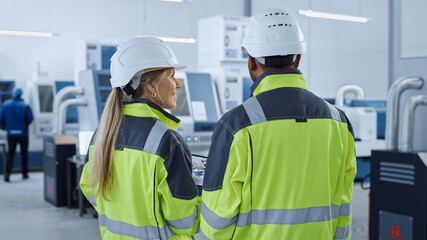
257,55,296,68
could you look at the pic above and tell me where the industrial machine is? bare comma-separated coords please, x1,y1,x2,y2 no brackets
0,80,15,174
0,80,15,108
77,69,112,131
171,71,221,156
29,80,55,136
198,15,249,68
85,40,119,71
203,67,252,114
350,100,387,140
370,76,426,240
39,77,87,207
336,85,377,141
43,135,76,207
335,85,386,180
198,16,251,116
29,78,83,136
54,81,80,134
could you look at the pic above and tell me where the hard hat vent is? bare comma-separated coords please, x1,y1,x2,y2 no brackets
268,23,292,28
242,8,307,58
264,12,288,17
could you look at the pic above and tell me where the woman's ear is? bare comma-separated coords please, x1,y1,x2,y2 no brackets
145,78,155,94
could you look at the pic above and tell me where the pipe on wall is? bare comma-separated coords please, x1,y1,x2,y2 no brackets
385,76,423,150
335,84,365,107
58,98,88,135
52,86,84,135
400,95,427,152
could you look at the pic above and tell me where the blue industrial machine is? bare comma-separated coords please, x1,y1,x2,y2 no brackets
0,80,15,174
350,99,387,180
86,41,118,71
55,81,79,125
77,69,112,132
0,80,15,108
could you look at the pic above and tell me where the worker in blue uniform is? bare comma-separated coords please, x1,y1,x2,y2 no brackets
1,87,34,182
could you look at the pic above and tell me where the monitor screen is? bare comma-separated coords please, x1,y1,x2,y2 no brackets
1,94,12,103
186,73,218,122
0,83,13,91
98,74,111,87
38,85,54,113
170,78,190,117
101,46,117,70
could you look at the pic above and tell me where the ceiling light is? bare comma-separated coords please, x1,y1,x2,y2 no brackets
157,37,196,44
298,10,368,23
159,0,193,2
0,29,56,37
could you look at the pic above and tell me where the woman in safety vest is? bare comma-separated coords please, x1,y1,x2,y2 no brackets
80,36,199,240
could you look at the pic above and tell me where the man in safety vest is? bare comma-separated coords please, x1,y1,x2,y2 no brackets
200,8,356,239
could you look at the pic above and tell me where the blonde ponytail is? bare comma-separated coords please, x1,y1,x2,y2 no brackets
91,88,123,200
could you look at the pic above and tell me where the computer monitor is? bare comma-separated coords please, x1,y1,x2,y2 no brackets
172,72,221,153
29,82,55,136
170,77,190,117
0,81,14,102
38,85,54,113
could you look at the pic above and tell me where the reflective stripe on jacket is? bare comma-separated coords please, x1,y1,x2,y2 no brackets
0,97,34,136
80,99,200,240
201,69,357,240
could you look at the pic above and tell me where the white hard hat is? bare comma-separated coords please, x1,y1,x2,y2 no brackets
242,8,306,58
110,36,186,88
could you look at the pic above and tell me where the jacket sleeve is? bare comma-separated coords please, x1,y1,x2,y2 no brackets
79,146,98,210
334,120,357,240
26,105,34,124
200,123,250,239
157,132,200,236
0,109,5,130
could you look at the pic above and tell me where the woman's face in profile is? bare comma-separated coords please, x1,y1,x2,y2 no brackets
157,68,181,109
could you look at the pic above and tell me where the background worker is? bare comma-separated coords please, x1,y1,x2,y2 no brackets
200,8,356,239
1,87,34,182
80,37,199,239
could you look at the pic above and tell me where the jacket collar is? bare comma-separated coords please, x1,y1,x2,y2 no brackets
250,69,308,97
123,98,181,130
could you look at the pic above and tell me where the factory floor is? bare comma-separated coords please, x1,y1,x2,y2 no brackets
0,172,369,240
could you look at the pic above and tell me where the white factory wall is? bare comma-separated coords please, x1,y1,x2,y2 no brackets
0,0,244,90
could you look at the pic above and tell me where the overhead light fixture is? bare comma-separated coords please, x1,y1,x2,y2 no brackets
0,29,56,37
157,37,196,44
159,0,193,2
298,10,368,23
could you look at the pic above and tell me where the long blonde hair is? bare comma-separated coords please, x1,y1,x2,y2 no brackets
91,88,123,200
90,68,169,200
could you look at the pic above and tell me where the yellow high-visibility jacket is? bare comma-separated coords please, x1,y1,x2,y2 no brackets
80,99,200,240
201,69,357,239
